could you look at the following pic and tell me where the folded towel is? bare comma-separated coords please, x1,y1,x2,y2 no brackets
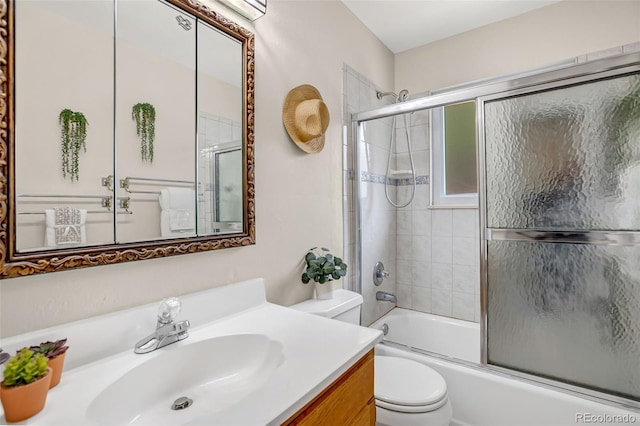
159,187,195,211
168,209,195,231
160,210,195,238
44,207,87,247
159,187,196,237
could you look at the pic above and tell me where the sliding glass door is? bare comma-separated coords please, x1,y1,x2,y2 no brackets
481,70,640,403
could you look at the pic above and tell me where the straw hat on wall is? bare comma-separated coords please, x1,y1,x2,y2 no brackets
282,84,330,154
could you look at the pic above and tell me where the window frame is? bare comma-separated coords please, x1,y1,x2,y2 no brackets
430,103,479,208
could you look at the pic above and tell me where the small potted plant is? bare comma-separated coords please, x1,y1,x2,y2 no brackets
30,338,69,388
0,348,52,422
301,247,348,284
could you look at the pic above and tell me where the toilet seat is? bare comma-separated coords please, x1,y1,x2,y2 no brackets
375,356,448,413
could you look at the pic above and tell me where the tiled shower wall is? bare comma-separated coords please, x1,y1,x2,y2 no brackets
392,106,480,322
342,64,397,326
343,63,481,325
396,206,480,322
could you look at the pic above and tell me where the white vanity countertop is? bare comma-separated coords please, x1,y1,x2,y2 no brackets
0,279,382,425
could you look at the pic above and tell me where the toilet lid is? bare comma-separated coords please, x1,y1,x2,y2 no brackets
375,356,447,407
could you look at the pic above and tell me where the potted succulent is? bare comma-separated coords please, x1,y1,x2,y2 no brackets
29,338,69,388
301,247,348,284
0,348,52,422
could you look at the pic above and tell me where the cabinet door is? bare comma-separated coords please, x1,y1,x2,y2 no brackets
115,0,196,243
284,350,375,426
15,1,115,252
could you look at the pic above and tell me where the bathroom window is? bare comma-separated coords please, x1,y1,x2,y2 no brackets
430,101,478,207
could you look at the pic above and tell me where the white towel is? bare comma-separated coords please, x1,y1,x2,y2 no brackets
168,209,195,231
160,211,195,238
159,187,195,211
159,187,196,237
44,207,87,247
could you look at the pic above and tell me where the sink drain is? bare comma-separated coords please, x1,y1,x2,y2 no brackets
171,396,193,410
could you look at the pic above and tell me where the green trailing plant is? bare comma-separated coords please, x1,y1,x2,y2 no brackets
2,348,49,387
301,247,348,284
59,109,88,182
132,102,156,163
29,338,69,360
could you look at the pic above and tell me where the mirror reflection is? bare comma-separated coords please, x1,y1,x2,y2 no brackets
116,0,197,243
197,19,243,234
15,0,115,252
13,0,245,252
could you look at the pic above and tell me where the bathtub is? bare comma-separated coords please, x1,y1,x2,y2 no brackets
370,308,638,426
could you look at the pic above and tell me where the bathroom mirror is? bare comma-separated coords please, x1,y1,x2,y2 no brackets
1,0,255,278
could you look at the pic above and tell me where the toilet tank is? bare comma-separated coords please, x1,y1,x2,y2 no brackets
289,289,363,325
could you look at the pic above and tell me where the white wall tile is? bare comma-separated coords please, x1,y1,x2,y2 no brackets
413,184,430,210
452,264,477,294
452,209,477,238
412,209,430,236
414,149,430,176
397,210,412,235
397,235,412,260
411,109,429,127
432,209,453,236
412,236,431,262
452,237,476,266
395,186,414,208
411,260,430,287
431,289,452,316
452,292,475,321
397,284,412,309
431,262,452,290
410,124,429,151
359,79,374,111
396,259,412,286
431,236,452,264
412,286,431,312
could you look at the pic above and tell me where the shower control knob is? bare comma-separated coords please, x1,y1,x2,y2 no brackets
373,261,390,286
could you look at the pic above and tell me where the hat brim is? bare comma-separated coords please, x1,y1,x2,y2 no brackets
294,135,325,154
283,84,327,154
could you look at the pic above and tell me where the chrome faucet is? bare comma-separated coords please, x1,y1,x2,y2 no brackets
134,297,190,354
376,291,397,303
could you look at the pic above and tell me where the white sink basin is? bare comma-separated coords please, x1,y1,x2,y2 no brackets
87,333,284,425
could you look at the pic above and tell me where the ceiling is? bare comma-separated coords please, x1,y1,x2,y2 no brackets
341,0,559,54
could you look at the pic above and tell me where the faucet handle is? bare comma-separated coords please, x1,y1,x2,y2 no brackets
157,297,182,324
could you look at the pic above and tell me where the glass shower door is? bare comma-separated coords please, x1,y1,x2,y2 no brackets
482,71,640,403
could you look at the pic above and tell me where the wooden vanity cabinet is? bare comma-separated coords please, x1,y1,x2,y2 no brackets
283,349,375,426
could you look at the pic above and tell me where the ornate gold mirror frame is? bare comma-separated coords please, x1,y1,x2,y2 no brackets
0,0,256,278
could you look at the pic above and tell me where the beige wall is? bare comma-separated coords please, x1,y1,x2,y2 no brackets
396,1,640,93
0,0,393,337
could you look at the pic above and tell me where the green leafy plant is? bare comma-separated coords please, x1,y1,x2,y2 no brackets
301,247,348,284
59,109,89,182
2,348,49,387
29,338,69,360
132,102,156,163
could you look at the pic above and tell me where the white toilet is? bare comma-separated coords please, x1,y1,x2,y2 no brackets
290,289,452,426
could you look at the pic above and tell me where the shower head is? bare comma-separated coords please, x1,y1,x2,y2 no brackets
376,90,410,103
376,91,397,101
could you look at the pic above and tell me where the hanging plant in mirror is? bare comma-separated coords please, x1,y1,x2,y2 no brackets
58,109,88,182
132,102,156,163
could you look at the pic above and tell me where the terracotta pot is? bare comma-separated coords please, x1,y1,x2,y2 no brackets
0,367,52,423
47,352,66,388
